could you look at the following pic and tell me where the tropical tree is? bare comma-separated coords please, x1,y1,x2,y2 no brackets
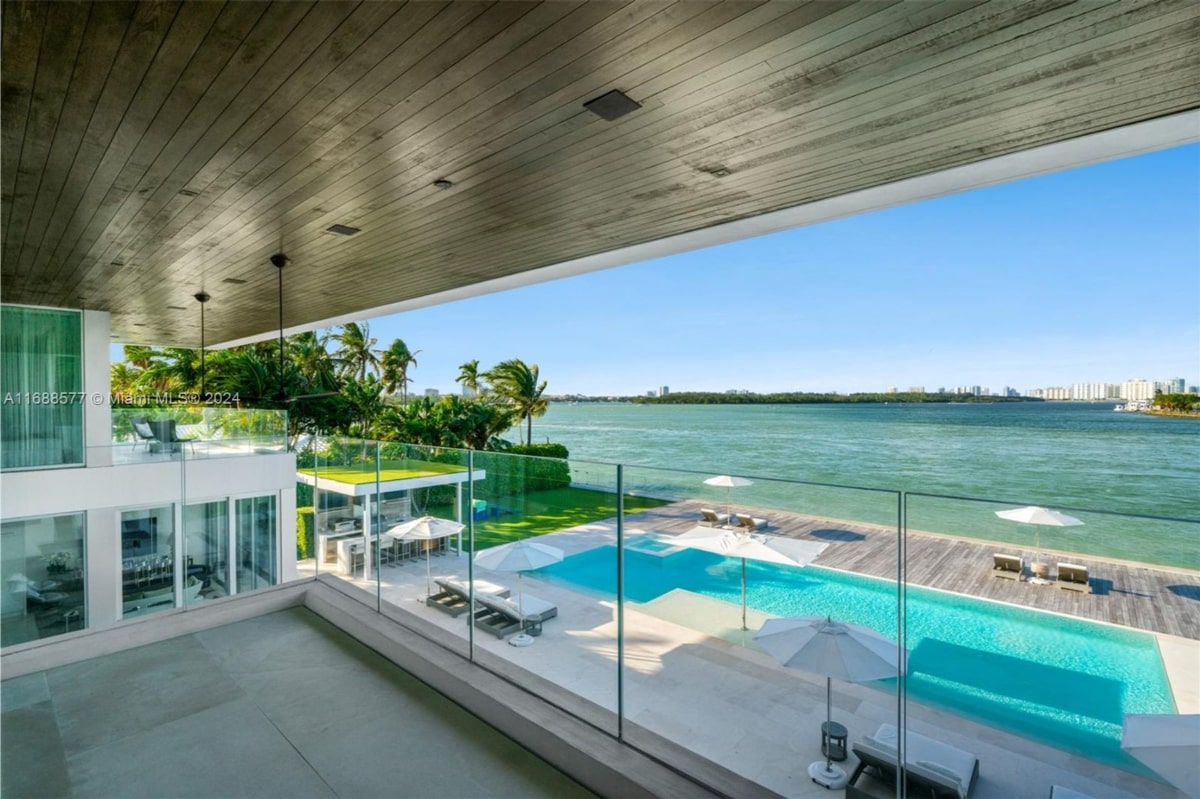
374,394,515,450
342,373,385,435
122,345,160,370
110,362,140,397
380,338,419,402
289,330,339,394
456,359,483,396
333,322,380,381
484,359,548,445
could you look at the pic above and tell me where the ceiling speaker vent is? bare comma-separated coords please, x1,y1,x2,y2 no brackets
222,277,247,284
178,188,200,197
326,224,361,236
166,305,187,311
583,90,641,121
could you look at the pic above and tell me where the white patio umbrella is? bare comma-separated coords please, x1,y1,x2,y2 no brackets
675,526,827,630
1121,714,1200,797
386,515,464,595
703,474,753,519
473,539,564,646
994,505,1083,581
755,615,905,789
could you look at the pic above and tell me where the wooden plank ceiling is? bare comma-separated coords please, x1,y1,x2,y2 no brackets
2,0,1197,346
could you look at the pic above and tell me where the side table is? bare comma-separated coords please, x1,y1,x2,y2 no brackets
821,720,848,762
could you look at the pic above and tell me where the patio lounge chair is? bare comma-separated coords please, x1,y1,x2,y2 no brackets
699,508,729,527
848,723,980,799
425,577,509,617
734,513,767,531
131,417,157,451
472,593,558,639
992,553,1023,580
1057,563,1090,592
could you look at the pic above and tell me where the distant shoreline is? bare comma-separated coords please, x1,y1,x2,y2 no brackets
633,391,1041,406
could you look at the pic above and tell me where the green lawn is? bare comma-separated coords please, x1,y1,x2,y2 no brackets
297,459,465,485
432,486,669,550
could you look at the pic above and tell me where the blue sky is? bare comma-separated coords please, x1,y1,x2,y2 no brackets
367,144,1199,396
115,145,1200,396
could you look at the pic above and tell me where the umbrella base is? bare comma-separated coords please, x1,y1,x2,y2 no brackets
808,761,848,790
509,633,536,648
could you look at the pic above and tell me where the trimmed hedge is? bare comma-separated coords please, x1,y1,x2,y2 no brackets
483,443,571,498
296,507,314,560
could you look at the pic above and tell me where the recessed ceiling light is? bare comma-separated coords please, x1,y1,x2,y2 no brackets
222,277,247,284
133,323,146,327
167,305,186,310
110,260,125,266
178,188,199,197
433,178,454,190
583,89,641,121
326,224,361,236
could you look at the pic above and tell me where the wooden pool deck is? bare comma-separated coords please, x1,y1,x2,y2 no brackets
623,500,1200,641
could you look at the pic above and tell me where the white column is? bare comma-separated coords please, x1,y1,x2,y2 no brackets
82,310,112,467
86,508,120,628
279,485,297,582
362,495,371,581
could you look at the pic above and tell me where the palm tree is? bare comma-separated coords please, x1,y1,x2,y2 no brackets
333,322,380,381
380,338,419,402
456,359,482,397
484,359,548,445
289,330,339,394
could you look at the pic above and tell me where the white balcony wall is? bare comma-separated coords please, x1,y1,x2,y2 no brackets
1,453,296,627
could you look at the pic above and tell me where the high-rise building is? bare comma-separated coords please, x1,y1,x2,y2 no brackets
1121,379,1155,401
659,386,670,397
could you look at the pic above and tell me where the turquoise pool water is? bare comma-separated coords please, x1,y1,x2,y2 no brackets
535,543,1177,776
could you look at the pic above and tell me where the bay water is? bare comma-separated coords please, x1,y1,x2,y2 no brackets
528,402,1200,568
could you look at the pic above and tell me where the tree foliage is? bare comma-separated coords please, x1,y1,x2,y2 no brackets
110,330,552,451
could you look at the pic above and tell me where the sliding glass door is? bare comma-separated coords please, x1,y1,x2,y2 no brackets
183,501,227,604
235,496,276,593
120,506,175,619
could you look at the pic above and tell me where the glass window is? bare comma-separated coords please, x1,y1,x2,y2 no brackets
236,495,276,592
1,512,86,646
120,506,175,619
183,501,227,604
0,305,84,470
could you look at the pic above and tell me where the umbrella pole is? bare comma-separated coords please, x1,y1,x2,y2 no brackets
517,572,526,629
826,676,833,770
425,544,431,596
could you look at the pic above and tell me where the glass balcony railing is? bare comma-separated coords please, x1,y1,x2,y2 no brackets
109,406,287,463
286,435,1197,799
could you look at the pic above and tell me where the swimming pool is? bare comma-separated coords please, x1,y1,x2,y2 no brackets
534,542,1176,776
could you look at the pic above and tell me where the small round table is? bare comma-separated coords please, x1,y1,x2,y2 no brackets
821,720,848,762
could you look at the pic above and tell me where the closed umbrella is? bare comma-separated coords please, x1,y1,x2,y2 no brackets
386,515,464,595
755,615,905,789
703,474,753,520
474,539,564,647
994,506,1083,583
675,526,826,630
1121,714,1200,797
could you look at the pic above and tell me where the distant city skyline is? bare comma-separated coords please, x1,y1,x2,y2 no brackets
112,146,1199,396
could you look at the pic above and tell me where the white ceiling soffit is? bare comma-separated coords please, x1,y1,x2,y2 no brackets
213,109,1199,349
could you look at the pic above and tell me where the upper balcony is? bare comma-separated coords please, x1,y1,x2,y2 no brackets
107,407,288,465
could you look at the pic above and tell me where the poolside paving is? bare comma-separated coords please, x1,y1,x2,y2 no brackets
319,511,1194,799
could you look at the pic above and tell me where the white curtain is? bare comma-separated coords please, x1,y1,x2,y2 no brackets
1,306,84,469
